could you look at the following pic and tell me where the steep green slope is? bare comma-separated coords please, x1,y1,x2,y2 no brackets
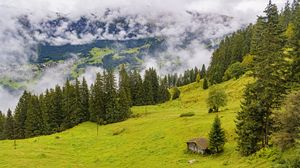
0,76,278,168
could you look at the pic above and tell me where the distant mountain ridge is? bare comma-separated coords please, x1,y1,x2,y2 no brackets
17,10,236,68
0,10,240,90
18,10,234,46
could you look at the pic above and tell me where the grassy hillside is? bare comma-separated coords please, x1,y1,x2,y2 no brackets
0,76,278,168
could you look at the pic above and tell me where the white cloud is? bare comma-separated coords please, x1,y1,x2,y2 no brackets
186,0,285,23
0,86,23,113
78,66,103,86
28,58,77,94
1,0,285,21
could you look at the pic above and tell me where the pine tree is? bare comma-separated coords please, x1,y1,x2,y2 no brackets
89,73,105,123
209,115,226,153
41,85,64,132
80,77,89,121
130,70,144,106
183,70,189,85
3,109,15,139
203,77,209,90
14,91,30,139
143,69,154,105
280,0,292,28
253,1,288,147
0,111,5,139
61,79,76,129
250,16,267,56
72,78,80,125
177,74,183,86
89,84,96,122
235,83,264,155
119,64,132,106
141,68,160,105
53,85,63,131
190,68,196,82
194,67,199,81
25,96,44,138
236,1,289,155
150,68,160,104
103,70,119,123
39,92,50,135
291,0,300,83
118,87,131,121
173,73,178,87
158,76,171,103
200,64,206,79
73,78,85,125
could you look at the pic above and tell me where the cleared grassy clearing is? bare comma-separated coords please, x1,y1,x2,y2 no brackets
0,76,276,168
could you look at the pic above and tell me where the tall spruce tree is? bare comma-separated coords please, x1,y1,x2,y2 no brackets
142,68,160,105
254,0,288,147
200,64,206,79
41,85,64,132
250,16,267,56
130,70,144,106
290,0,300,83
14,91,30,139
89,73,105,123
143,69,154,105
3,109,15,139
158,76,171,103
89,84,96,122
80,77,90,121
236,83,265,155
209,115,226,153
62,79,76,129
236,1,289,155
203,77,209,90
118,87,131,121
0,111,5,140
150,68,160,104
53,85,63,131
73,78,86,125
279,0,292,28
103,70,119,123
25,96,44,138
119,64,132,106
39,92,50,135
194,67,199,81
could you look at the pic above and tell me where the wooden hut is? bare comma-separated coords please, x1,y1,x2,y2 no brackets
186,138,209,154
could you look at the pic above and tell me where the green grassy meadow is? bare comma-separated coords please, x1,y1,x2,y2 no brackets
0,76,278,168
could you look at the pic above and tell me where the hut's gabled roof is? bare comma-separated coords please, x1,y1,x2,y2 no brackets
187,137,209,149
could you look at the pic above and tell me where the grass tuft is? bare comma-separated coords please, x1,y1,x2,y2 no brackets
179,112,195,117
112,128,126,136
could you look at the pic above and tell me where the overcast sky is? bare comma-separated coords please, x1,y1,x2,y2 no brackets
1,0,285,23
